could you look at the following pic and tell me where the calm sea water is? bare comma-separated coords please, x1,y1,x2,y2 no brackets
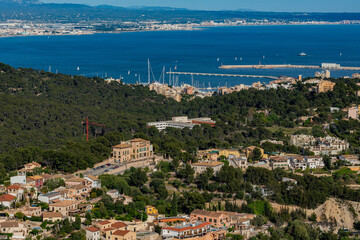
0,25,360,87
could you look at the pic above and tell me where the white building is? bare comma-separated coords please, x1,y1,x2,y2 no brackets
305,156,324,169
147,116,215,131
84,175,101,188
38,191,62,204
321,63,341,69
162,222,211,239
10,175,26,185
86,227,100,240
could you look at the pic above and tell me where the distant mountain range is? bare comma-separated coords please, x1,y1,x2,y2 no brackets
0,0,359,23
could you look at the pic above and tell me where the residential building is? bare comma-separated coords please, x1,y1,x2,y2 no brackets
85,175,101,188
86,227,101,240
22,206,42,217
96,220,112,231
111,138,153,165
316,80,336,93
305,156,325,169
147,116,215,131
7,185,24,201
23,162,42,172
288,156,307,170
269,156,289,170
191,162,224,175
0,221,27,238
43,212,62,222
38,191,62,204
110,230,136,240
218,149,241,158
347,106,359,120
228,155,247,170
27,175,44,189
0,194,16,208
260,140,284,145
190,209,230,228
162,222,211,239
49,200,78,215
62,184,90,200
339,155,360,165
10,175,26,185
321,63,341,69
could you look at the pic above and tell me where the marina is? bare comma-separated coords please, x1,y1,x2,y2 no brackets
219,64,360,71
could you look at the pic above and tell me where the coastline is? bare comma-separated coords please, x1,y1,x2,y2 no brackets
0,21,359,39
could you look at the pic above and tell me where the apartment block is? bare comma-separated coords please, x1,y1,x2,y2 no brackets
111,138,153,165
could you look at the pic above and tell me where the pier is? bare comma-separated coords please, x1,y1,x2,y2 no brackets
166,71,278,80
219,64,360,71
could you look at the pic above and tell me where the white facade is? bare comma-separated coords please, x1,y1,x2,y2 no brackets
10,176,26,185
86,229,100,240
38,191,62,204
84,176,101,188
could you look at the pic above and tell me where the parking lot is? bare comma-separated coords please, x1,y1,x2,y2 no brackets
86,163,122,176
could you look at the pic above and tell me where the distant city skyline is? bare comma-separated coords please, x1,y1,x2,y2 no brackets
41,0,360,12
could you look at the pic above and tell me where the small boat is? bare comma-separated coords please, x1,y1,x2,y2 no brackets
217,58,220,62
340,53,342,56
174,65,177,70
263,56,265,59
77,66,80,71
298,52,307,56
235,57,238,61
240,57,243,61
128,70,131,75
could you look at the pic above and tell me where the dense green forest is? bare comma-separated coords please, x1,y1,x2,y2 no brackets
1,63,360,173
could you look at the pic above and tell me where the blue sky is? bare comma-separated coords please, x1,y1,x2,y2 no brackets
41,0,360,12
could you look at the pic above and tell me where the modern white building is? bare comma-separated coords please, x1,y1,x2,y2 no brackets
321,63,341,69
38,191,62,204
147,116,215,131
84,175,101,188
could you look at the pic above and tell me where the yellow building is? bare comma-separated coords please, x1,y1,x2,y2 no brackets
146,206,159,216
218,149,241,158
316,80,336,93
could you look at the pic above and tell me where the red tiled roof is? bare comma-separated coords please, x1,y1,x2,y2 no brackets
111,222,128,228
0,194,16,202
7,185,20,190
86,227,100,232
98,220,111,225
112,230,130,236
163,222,211,232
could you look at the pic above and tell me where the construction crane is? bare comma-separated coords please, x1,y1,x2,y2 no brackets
82,117,106,141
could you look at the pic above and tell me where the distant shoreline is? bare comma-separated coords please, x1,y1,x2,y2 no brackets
1,22,359,39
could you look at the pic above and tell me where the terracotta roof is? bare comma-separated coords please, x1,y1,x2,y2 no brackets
163,222,211,232
29,175,43,180
112,230,131,236
43,212,62,218
66,178,84,182
86,227,100,232
0,194,16,202
0,221,19,228
97,220,111,225
191,162,224,167
86,175,98,181
25,162,41,167
270,156,288,162
102,227,116,232
69,184,87,190
113,144,132,149
129,138,148,142
49,200,77,207
111,222,128,228
7,185,21,190
41,174,52,179
191,209,226,218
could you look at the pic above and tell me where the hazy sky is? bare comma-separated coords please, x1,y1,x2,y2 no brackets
41,0,360,12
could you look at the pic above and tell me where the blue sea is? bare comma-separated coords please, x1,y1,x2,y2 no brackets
0,25,360,87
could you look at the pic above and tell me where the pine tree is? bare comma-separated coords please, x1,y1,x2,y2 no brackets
171,193,178,216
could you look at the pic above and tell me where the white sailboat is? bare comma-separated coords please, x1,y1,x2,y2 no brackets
77,66,80,71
